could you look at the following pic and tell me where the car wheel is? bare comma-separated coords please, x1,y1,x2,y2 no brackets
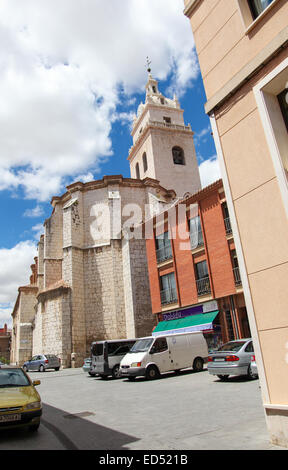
112,364,121,379
193,357,204,372
29,423,40,432
88,371,96,377
247,365,257,380
39,364,45,372
145,365,160,380
54,367,60,371
217,375,229,381
99,374,108,380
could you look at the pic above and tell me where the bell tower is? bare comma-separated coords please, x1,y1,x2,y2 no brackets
128,67,201,198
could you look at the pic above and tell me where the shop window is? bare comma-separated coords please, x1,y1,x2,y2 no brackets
172,146,185,165
225,310,235,341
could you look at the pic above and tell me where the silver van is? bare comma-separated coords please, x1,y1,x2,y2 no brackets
91,339,136,379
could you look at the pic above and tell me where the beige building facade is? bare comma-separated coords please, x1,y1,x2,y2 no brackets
11,74,201,369
184,0,288,447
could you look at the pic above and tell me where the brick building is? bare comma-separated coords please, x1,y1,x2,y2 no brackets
145,179,249,350
0,324,11,363
10,72,201,368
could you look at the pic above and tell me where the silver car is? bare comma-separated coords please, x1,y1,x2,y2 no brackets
23,354,61,372
207,339,256,381
250,354,258,377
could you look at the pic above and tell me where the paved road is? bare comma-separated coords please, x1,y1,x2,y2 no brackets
0,366,286,450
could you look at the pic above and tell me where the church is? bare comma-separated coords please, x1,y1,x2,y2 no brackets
10,72,201,368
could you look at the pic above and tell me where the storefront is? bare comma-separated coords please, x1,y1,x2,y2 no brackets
152,296,250,351
153,300,222,351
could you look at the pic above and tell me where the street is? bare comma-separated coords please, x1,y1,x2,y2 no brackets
0,366,284,450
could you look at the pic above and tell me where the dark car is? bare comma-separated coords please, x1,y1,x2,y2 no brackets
23,354,61,372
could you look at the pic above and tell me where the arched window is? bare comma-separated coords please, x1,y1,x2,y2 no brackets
142,152,148,173
135,162,140,179
172,146,185,165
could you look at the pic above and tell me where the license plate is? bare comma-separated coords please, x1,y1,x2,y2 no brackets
0,414,21,422
214,358,225,362
121,370,128,374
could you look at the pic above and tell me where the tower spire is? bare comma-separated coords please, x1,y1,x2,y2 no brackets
146,56,152,74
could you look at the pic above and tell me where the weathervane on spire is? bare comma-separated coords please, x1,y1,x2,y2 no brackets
146,56,152,74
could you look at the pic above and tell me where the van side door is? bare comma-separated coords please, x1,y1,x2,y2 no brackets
149,337,170,372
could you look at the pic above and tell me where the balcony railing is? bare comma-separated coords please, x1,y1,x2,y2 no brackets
224,217,232,235
156,244,173,264
196,277,211,296
233,267,242,286
160,287,178,305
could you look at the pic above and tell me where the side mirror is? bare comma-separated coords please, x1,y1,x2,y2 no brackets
33,380,41,386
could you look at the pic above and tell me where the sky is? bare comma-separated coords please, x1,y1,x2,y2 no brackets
0,0,221,328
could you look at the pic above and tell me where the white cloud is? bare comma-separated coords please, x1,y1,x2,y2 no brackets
199,156,222,188
31,223,44,240
194,125,212,147
23,205,44,218
0,0,198,202
0,241,38,326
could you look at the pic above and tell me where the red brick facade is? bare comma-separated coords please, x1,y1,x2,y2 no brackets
145,179,250,346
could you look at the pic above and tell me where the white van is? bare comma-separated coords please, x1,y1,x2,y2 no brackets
120,331,208,380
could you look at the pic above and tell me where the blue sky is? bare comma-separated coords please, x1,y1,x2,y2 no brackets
0,0,220,327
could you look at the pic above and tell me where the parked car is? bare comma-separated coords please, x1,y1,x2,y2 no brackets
23,354,61,372
207,338,256,381
250,354,258,378
0,366,42,431
82,357,96,376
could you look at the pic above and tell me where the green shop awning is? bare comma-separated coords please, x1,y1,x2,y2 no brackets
152,311,219,336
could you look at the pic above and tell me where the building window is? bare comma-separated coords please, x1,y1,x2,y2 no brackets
155,231,172,263
222,202,232,235
195,260,211,296
231,250,242,286
163,116,171,124
135,162,140,179
172,146,185,165
225,310,235,341
277,88,288,132
189,215,204,249
160,272,177,305
142,152,148,173
248,0,274,19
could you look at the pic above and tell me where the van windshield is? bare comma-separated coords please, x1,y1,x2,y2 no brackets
130,338,154,353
